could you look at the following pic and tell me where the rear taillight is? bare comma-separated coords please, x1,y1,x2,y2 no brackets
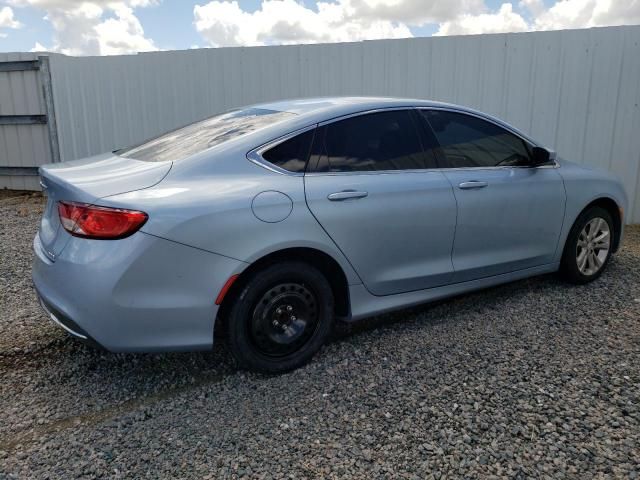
58,201,148,240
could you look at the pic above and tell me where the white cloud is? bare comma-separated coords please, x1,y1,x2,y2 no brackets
336,0,486,25
8,0,157,55
194,0,640,48
530,0,640,30
439,0,640,37
519,0,545,18
9,0,155,8
7,0,640,56
193,0,431,47
30,40,47,51
0,6,23,34
435,3,529,36
94,5,156,55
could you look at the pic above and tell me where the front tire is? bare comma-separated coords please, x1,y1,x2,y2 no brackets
226,262,334,373
560,206,614,284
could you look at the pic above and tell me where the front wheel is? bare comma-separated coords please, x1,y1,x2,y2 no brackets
560,206,614,284
226,262,334,373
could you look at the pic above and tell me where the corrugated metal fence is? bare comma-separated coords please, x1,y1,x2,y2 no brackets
1,26,640,221
0,52,58,190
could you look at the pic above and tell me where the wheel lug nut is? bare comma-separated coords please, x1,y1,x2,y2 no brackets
287,306,293,312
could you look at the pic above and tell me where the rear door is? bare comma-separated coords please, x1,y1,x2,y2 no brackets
304,109,457,296
419,109,566,282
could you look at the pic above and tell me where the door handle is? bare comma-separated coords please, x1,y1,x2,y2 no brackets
327,190,369,201
458,181,488,190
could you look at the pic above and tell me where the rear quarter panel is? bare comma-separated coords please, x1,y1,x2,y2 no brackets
99,143,362,286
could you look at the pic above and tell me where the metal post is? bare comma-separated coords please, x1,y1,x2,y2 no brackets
38,55,61,163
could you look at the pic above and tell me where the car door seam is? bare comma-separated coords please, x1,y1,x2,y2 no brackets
442,171,459,274
302,174,366,287
552,170,570,261
100,161,174,199
140,231,248,264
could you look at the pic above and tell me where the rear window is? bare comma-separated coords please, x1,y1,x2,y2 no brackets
118,108,295,162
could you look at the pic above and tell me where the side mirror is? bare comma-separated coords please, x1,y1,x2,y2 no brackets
531,146,555,166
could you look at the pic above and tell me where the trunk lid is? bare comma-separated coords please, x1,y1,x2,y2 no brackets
38,153,171,260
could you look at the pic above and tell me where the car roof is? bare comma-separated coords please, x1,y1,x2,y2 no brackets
253,96,448,116
244,96,538,147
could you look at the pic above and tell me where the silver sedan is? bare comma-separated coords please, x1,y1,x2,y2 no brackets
33,97,627,372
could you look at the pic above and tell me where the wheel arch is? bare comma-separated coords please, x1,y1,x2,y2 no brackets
215,247,352,335
579,197,623,252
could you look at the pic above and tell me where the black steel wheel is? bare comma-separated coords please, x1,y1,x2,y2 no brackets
250,283,320,357
226,262,334,373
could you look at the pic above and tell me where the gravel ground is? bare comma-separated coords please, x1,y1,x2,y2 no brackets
0,190,639,479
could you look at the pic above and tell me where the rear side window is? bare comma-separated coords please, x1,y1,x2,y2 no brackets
421,110,532,168
261,129,315,173
118,108,295,162
309,110,437,172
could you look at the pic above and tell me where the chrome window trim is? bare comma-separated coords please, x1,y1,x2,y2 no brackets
303,163,558,177
317,106,417,127
247,105,558,176
246,124,317,177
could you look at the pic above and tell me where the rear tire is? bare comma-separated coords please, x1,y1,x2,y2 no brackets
226,261,334,373
560,206,614,284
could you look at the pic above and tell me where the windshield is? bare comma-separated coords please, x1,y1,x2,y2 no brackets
117,108,295,162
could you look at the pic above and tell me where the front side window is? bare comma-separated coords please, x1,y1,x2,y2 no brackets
310,110,436,172
421,110,532,168
118,108,295,162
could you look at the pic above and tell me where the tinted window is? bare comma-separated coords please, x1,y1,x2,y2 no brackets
118,108,295,162
261,129,315,173
421,110,532,168
310,110,436,172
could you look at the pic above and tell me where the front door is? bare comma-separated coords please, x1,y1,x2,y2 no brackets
304,109,457,296
419,109,566,282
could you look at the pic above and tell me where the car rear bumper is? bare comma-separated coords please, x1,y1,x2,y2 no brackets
33,232,246,352
37,294,104,349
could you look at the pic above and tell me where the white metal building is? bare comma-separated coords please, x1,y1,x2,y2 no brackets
1,26,639,221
